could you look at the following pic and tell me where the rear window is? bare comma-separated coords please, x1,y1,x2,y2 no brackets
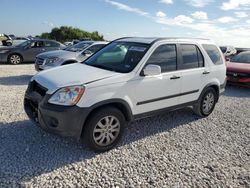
203,44,224,65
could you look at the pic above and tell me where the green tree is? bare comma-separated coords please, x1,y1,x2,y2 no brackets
40,26,104,42
40,32,50,39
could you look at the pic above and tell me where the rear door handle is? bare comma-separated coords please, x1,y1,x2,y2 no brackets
203,70,210,75
170,75,181,80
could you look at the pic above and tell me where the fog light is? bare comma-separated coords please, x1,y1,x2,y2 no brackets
50,117,58,128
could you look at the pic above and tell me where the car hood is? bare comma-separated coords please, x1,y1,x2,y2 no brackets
37,50,79,59
227,62,250,73
32,63,120,94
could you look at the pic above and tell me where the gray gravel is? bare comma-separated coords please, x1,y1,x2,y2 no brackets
0,64,250,187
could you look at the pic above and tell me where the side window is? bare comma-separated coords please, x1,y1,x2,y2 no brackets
45,41,59,47
202,44,223,65
30,41,44,48
87,44,105,53
180,44,203,69
146,44,177,72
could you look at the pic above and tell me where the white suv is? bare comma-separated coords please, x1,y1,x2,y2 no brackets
24,37,226,151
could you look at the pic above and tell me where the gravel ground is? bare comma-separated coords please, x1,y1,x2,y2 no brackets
0,64,250,187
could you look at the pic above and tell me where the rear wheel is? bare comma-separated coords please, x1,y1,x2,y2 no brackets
193,87,217,117
82,107,126,151
8,54,23,64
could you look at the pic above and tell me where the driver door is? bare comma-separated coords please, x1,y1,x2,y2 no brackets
23,41,45,61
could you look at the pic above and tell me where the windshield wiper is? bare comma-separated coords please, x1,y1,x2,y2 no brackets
86,64,117,72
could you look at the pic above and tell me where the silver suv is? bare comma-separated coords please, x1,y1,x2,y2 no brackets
35,41,108,71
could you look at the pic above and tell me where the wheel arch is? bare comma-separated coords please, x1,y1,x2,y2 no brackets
200,83,220,102
85,99,133,122
8,53,23,63
80,99,133,138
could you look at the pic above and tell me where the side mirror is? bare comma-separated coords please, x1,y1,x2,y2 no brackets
83,50,92,56
143,64,161,76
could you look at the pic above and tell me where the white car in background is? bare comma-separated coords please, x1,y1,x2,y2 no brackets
220,46,237,57
35,41,108,71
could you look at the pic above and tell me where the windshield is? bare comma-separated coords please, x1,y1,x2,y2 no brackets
16,40,32,47
84,42,149,73
231,53,250,64
65,42,93,52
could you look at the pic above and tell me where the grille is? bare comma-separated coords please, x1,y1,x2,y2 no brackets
35,57,44,65
28,81,48,97
227,71,250,78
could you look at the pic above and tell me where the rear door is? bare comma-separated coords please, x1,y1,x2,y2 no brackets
177,43,205,104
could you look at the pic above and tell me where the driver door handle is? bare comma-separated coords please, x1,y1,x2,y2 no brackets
170,75,181,80
203,70,210,75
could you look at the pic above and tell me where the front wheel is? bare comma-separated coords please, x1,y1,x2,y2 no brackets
8,54,23,64
82,107,126,151
193,87,217,117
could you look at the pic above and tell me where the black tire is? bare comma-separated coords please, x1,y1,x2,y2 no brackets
8,54,23,65
193,87,217,117
82,107,126,152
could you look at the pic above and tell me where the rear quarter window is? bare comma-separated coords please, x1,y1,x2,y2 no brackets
202,44,224,65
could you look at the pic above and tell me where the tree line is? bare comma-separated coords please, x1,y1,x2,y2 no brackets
40,26,104,42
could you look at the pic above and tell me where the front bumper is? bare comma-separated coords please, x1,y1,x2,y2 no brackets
24,81,89,139
227,77,250,88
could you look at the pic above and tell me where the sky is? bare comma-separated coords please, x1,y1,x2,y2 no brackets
1,0,250,47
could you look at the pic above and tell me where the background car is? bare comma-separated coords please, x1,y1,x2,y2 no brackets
63,42,73,46
220,46,237,59
35,41,108,71
226,51,250,87
0,34,12,46
0,34,31,46
0,39,65,64
235,47,250,54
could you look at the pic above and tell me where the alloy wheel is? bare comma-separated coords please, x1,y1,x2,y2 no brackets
10,55,21,64
93,116,121,147
202,92,215,114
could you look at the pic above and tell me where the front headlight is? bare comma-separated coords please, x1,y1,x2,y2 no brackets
0,50,9,54
43,57,60,65
48,85,85,106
